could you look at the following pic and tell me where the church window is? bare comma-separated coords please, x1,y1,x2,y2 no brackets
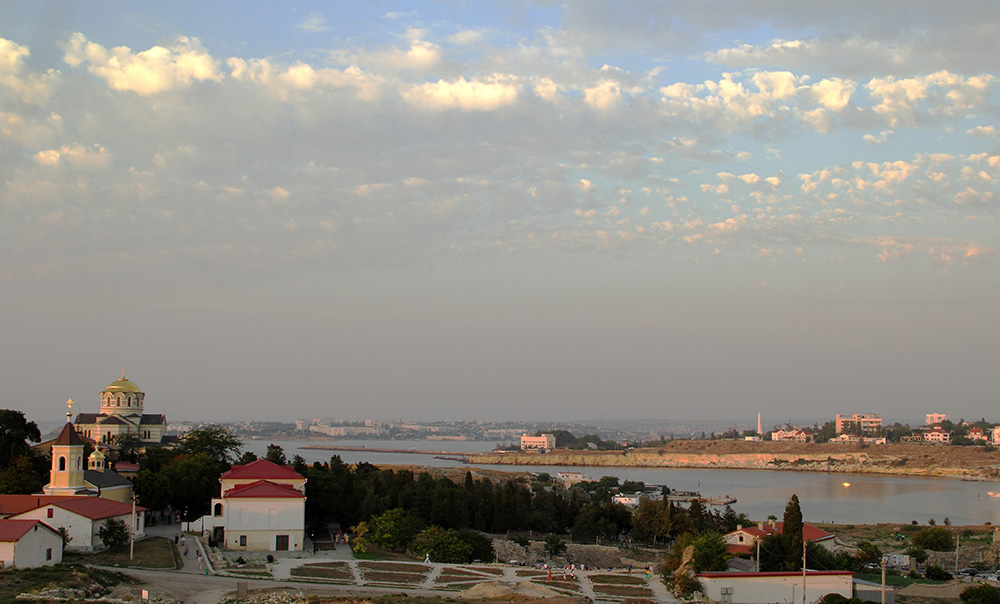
58,457,66,471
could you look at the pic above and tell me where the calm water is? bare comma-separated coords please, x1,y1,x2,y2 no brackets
245,439,1000,526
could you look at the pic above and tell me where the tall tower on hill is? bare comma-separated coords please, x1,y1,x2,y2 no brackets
45,399,86,496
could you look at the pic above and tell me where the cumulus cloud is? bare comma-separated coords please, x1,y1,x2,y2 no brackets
297,13,329,33
64,33,222,95
402,77,518,110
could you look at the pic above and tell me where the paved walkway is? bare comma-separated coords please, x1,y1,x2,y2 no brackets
138,523,679,603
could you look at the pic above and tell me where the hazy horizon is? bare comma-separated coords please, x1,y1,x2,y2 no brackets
3,2,998,424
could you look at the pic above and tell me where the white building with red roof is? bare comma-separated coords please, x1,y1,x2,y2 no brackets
1,495,144,552
203,459,306,552
698,570,854,603
0,519,64,569
724,521,836,556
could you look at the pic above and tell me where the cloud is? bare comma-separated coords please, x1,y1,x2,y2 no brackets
402,77,518,110
584,80,622,111
297,13,330,33
64,34,222,95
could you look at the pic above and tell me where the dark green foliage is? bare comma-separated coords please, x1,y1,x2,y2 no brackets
175,426,243,466
0,410,40,468
456,529,494,562
905,546,928,563
543,534,566,557
406,526,472,563
961,583,1000,604
911,526,955,551
98,518,130,549
0,410,46,494
782,494,804,570
924,564,953,580
758,533,786,571
691,531,729,571
818,594,866,604
367,508,423,550
265,444,287,465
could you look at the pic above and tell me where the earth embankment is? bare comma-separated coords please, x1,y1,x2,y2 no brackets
466,440,1000,479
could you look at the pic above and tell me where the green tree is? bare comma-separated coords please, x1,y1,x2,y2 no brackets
407,526,472,563
0,454,46,494
0,409,41,468
961,583,1000,604
631,498,672,544
782,494,804,570
911,526,954,551
175,426,243,467
112,433,144,463
543,534,567,558
368,508,423,550
854,541,883,568
265,444,287,465
98,517,130,549
691,531,729,571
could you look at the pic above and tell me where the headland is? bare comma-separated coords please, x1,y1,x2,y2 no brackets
463,440,1000,480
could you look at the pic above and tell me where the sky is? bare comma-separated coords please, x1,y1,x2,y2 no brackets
2,1,998,425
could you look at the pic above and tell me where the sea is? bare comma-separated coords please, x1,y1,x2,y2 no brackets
243,439,1000,527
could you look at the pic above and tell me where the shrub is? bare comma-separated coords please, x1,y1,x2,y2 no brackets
961,583,1000,604
912,526,954,551
924,565,953,581
98,518,130,550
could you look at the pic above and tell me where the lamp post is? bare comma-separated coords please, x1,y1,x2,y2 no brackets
129,493,137,561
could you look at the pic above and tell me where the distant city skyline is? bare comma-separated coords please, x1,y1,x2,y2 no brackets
2,2,998,423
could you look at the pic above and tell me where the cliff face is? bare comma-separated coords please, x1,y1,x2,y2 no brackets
466,442,1000,479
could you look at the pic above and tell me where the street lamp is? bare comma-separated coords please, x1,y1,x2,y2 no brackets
129,493,137,561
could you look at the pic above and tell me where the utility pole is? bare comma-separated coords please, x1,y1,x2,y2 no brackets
955,532,961,573
129,493,137,561
756,540,761,572
802,539,807,604
881,557,886,604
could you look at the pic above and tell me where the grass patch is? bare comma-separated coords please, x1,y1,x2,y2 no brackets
515,569,546,577
291,564,354,580
63,536,178,569
593,585,655,597
361,571,427,583
531,579,581,592
359,561,428,573
589,574,648,585
460,565,504,575
0,564,134,603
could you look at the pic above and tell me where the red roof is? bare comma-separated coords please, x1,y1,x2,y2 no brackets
224,480,304,499
727,522,834,543
0,519,60,542
51,497,145,520
0,495,78,517
221,459,304,481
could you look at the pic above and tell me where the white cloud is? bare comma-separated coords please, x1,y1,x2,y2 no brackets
297,13,330,33
64,34,222,95
811,77,855,110
402,77,518,111
584,80,622,111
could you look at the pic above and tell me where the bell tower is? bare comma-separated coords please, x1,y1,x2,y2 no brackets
45,399,86,495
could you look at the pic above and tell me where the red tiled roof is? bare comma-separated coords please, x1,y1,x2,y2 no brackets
727,522,834,543
221,459,304,481
224,480,304,499
51,497,145,520
0,519,60,542
0,495,78,517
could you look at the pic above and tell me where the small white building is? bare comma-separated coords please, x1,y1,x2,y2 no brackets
9,497,144,552
520,433,556,452
203,459,306,552
0,519,64,569
698,570,854,604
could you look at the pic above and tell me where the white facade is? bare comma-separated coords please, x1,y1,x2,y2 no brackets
0,520,64,569
12,500,144,552
926,413,947,426
698,571,853,604
520,433,556,451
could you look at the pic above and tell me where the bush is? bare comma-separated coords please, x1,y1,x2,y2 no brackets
98,518,130,550
961,583,1000,604
912,526,955,551
406,526,473,563
924,565,953,581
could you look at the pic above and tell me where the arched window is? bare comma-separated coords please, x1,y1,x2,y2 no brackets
214,503,223,516
58,456,66,471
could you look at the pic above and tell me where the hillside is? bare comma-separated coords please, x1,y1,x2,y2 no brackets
465,440,1000,479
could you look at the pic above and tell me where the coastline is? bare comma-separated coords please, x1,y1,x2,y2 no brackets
462,441,1000,480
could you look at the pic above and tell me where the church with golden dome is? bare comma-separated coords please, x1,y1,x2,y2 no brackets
74,371,168,445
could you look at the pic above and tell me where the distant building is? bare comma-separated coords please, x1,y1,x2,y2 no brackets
830,434,886,445
724,521,836,556
771,428,812,442
835,413,882,435
968,428,987,442
924,428,951,444
557,472,586,487
520,433,556,452
992,427,1000,443
926,413,947,426
43,417,134,503
74,372,167,445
